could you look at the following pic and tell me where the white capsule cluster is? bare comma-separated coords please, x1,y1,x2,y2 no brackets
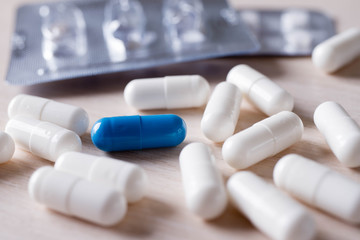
198,65,300,170
151,64,360,240
3,94,148,226
199,64,294,145
5,94,89,161
1,94,89,163
178,100,360,240
3,57,360,234
29,152,148,226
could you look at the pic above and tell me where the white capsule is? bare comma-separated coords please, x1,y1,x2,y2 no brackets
179,142,227,220
228,171,315,240
312,28,360,73
274,154,360,224
314,101,360,168
124,75,210,110
55,151,147,203
29,166,127,226
0,131,15,164
5,116,81,162
8,94,89,136
201,82,242,142
226,64,294,116
223,111,303,169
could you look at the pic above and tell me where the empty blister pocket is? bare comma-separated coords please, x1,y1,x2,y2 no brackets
6,0,259,85
236,8,335,55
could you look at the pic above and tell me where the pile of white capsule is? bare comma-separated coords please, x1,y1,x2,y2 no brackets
0,27,359,238
124,65,360,240
2,94,148,226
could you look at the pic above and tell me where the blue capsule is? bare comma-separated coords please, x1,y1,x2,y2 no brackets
91,114,187,151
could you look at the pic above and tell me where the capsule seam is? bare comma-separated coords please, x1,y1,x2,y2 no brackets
247,77,263,95
138,116,143,150
28,122,40,153
257,123,277,156
65,178,81,215
310,170,332,204
38,99,52,120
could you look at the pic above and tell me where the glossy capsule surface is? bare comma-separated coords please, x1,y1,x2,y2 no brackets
55,151,148,203
314,101,360,168
228,171,315,240
91,114,187,151
274,154,360,224
29,166,127,226
312,28,360,73
124,75,210,110
179,142,227,220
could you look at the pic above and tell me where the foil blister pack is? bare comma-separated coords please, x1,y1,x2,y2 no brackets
6,0,259,85
237,8,335,55
6,0,336,85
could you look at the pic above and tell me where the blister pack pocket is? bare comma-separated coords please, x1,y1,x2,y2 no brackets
236,8,335,55
6,0,259,85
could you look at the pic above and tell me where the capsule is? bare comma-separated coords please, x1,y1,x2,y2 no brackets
226,64,294,116
5,116,81,162
222,111,303,169
274,154,360,224
314,101,360,168
124,75,210,110
29,166,127,226
91,114,186,151
55,151,147,203
8,94,89,136
179,142,227,220
312,28,360,73
227,171,315,240
201,82,242,142
0,131,15,164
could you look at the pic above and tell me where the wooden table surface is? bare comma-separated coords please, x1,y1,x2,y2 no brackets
0,0,359,239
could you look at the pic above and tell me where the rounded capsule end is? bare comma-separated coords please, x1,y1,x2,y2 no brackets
124,81,137,108
50,130,82,162
312,42,337,73
68,108,89,136
0,132,15,164
91,118,112,152
187,185,227,220
282,208,316,240
8,94,27,118
273,154,298,188
124,167,148,203
222,135,250,170
192,75,211,107
267,90,294,115
201,114,235,143
170,115,187,146
99,191,128,226
336,134,360,168
28,166,53,202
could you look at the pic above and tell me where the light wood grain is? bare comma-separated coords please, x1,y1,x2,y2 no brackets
0,0,359,239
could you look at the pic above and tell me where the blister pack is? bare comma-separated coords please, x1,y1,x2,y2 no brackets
236,8,335,55
6,0,259,85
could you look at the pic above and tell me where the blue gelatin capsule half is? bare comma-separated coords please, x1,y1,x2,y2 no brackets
91,114,187,151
